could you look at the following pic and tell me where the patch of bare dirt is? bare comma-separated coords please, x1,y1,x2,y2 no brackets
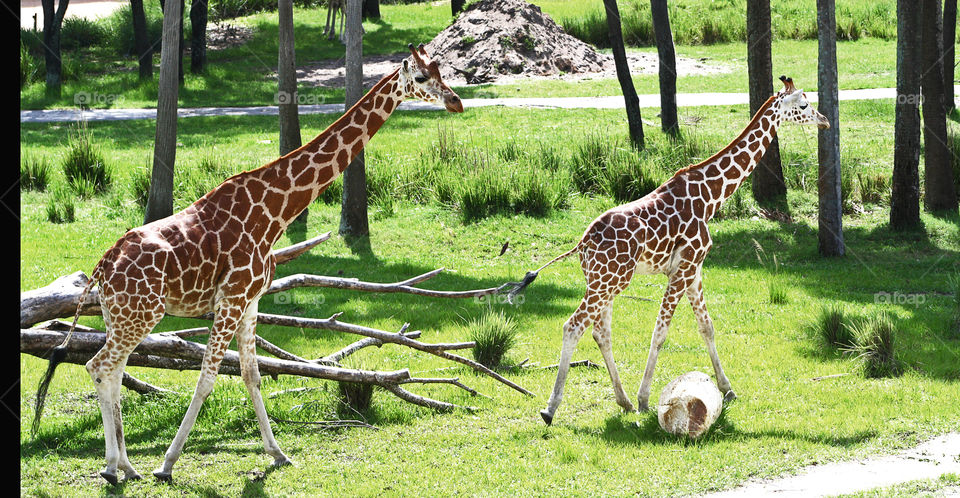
294,0,728,89
206,22,254,51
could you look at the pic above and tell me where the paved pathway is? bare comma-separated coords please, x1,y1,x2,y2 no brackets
21,87,939,124
703,432,960,498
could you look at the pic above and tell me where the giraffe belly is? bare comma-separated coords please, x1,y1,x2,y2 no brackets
163,289,218,317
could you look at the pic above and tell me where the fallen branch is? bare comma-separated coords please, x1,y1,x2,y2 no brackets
269,416,379,431
540,359,601,370
265,268,506,300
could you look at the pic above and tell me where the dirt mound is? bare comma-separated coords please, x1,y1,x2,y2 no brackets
423,0,607,84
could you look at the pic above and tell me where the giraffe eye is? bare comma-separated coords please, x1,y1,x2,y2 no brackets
799,103,808,110
414,75,429,84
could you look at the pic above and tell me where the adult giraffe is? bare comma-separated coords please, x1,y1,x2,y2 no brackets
33,44,462,484
504,76,829,425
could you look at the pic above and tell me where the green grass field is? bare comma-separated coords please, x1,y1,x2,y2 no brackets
20,96,960,495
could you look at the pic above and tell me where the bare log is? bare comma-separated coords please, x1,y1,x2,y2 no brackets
265,269,505,299
122,373,173,395
20,271,101,328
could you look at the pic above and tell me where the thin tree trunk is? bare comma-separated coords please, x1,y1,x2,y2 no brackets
746,0,786,204
891,0,923,230
131,0,153,79
817,0,844,256
650,0,678,138
920,0,958,213
41,0,69,98
943,0,957,112
144,0,183,224
278,0,306,224
603,0,644,149
339,0,369,237
190,0,208,73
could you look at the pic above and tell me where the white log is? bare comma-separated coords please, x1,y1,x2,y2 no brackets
657,371,723,439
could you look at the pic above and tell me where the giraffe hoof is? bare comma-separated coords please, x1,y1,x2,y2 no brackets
637,401,650,412
152,470,173,483
272,456,293,468
540,410,553,426
125,473,142,481
99,470,119,486
723,390,738,403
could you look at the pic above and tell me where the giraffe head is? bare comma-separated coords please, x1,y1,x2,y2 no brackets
776,75,830,129
400,43,464,113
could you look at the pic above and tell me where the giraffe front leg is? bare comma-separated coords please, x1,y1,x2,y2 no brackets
153,303,242,482
685,274,736,401
637,268,695,412
236,300,292,468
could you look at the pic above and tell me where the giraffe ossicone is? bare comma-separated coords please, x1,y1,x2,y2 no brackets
32,44,462,484
502,76,829,425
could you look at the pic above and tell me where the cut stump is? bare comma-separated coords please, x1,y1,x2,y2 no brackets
657,371,722,439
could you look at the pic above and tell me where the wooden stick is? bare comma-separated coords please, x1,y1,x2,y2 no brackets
265,272,504,299
541,359,601,370
272,232,332,265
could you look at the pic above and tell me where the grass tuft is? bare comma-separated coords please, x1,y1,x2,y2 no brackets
62,121,111,195
20,153,51,192
469,310,518,369
845,313,902,378
813,304,856,350
45,187,76,224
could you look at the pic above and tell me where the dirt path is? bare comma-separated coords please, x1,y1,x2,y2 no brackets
20,0,126,29
703,432,960,497
24,87,948,124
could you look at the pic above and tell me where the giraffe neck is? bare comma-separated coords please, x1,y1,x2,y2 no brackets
200,68,405,245
691,95,783,219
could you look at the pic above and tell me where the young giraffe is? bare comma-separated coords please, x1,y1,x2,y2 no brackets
34,44,462,484
504,76,829,425
324,0,344,42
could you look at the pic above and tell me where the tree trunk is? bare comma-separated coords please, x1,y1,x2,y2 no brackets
650,0,678,138
190,0,208,74
159,0,185,82
920,0,958,214
943,0,957,112
41,0,69,98
891,0,923,230
451,0,465,16
144,0,183,224
603,0,644,149
817,0,844,257
277,0,306,224
131,0,153,79
362,0,379,19
339,0,369,237
746,0,786,204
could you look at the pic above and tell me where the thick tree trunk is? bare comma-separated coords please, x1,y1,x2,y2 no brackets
603,0,644,149
339,0,369,237
891,0,923,230
144,0,183,224
362,0,379,19
451,0,465,16
190,0,208,74
746,0,786,204
943,0,957,111
131,0,153,79
41,0,69,98
817,0,844,257
277,0,306,224
920,0,958,213
650,0,678,138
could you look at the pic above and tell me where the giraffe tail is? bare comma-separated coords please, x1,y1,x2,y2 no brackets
32,264,102,437
498,240,585,304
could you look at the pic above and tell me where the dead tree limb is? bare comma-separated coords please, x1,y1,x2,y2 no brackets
272,232,331,265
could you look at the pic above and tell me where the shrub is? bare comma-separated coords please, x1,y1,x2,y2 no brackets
857,173,888,205
130,167,152,209
845,314,902,378
46,187,76,223
20,41,41,88
62,121,111,195
20,154,51,192
603,150,664,203
100,3,163,57
61,16,107,50
336,380,374,416
469,310,518,369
